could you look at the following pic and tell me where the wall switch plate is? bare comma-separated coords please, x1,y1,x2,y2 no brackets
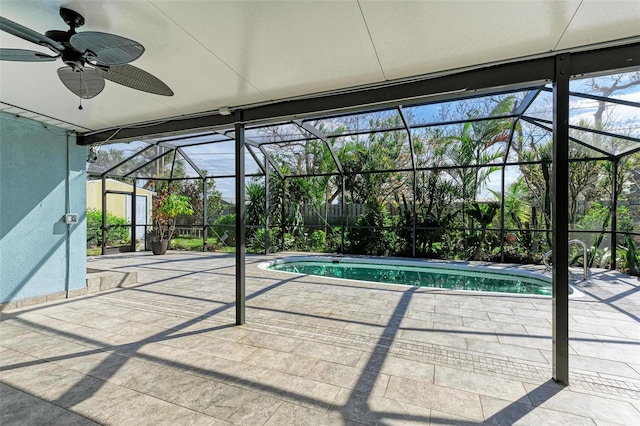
64,213,78,224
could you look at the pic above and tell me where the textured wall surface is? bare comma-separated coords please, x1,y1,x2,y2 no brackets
0,113,86,303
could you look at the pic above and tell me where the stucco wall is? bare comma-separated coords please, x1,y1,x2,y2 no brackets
0,112,87,304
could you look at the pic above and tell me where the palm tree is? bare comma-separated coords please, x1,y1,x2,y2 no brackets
490,177,531,230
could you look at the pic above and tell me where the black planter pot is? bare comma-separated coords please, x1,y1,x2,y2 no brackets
151,240,169,255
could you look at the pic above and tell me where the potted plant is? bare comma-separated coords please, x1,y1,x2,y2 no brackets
151,190,194,255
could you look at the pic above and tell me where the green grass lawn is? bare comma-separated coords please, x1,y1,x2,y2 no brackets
87,236,236,256
170,237,205,251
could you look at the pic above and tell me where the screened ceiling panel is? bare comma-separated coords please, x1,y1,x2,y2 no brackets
157,132,234,149
88,141,153,176
171,151,202,178
245,123,309,145
320,108,403,136
180,141,236,176
522,88,554,122
110,145,172,178
127,149,177,179
568,97,639,133
404,92,520,128
569,128,639,157
569,140,612,158
259,138,338,176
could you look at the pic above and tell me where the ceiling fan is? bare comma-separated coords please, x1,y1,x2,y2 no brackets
0,7,173,100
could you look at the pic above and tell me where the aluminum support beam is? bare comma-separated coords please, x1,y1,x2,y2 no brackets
294,120,344,175
245,139,284,179
264,153,270,254
540,87,640,109
131,179,137,252
203,178,208,252
123,149,175,179
101,176,107,255
611,159,618,269
177,147,206,178
246,145,266,174
552,53,570,386
341,175,346,253
520,117,613,158
235,119,246,325
281,178,286,252
101,144,155,177
398,106,417,258
526,117,640,145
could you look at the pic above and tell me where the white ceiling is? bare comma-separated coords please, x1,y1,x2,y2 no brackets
1,0,639,135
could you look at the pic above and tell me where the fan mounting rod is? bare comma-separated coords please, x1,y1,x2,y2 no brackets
60,7,84,30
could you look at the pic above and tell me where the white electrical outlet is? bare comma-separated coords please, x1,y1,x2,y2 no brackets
64,213,78,224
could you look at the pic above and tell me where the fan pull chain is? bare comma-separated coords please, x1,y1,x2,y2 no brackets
78,71,83,110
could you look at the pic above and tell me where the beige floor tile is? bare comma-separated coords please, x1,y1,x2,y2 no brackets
356,352,435,383
569,339,640,364
307,359,390,396
429,409,484,425
238,330,303,352
431,322,499,343
385,376,484,421
264,401,342,425
244,347,319,377
466,339,547,364
6,252,638,425
434,365,530,402
257,369,341,411
104,392,218,425
522,382,640,425
293,340,363,366
331,388,431,425
488,311,551,327
399,328,469,349
187,336,259,362
0,383,97,426
436,305,491,321
569,354,640,380
480,394,597,425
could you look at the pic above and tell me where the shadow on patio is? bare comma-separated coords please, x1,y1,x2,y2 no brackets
1,251,639,424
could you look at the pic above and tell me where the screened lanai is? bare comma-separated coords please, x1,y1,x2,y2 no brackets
87,70,640,265
3,2,640,421
80,48,640,387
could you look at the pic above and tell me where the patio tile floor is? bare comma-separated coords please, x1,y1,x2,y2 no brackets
1,251,639,425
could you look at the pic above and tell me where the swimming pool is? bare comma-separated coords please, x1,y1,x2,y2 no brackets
264,256,561,296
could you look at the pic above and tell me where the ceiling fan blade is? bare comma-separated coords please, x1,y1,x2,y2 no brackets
0,48,58,62
70,32,144,65
57,66,105,99
0,16,64,52
96,64,173,96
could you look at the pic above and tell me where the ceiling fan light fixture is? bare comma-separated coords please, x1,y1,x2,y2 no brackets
0,8,173,99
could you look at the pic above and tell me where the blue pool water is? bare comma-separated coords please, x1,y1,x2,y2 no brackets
269,260,553,295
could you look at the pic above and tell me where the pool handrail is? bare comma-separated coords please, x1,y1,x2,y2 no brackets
543,239,588,280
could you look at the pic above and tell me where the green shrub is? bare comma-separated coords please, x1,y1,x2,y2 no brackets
248,228,279,253
87,209,130,247
347,201,398,256
309,230,326,252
